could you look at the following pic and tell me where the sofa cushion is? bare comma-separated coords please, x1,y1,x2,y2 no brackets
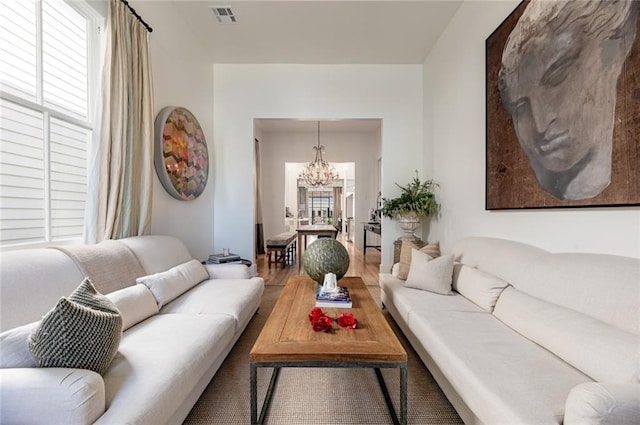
137,260,209,309
95,314,235,425
494,287,638,383
28,278,122,375
120,235,193,275
515,253,639,336
106,284,159,331
397,240,441,280
404,251,453,295
452,264,510,312
0,249,84,332
564,382,640,425
159,277,264,332
205,263,251,279
451,236,547,285
380,273,481,325
408,308,591,425
0,367,106,425
0,322,38,368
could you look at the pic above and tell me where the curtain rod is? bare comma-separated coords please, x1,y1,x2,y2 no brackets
120,0,153,32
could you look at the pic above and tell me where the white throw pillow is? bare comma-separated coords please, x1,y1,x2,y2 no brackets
106,284,159,331
452,264,510,312
0,322,38,368
404,250,454,295
136,259,209,308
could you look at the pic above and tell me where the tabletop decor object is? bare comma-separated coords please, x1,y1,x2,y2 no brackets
322,272,338,292
154,106,209,200
308,308,357,332
302,238,350,283
316,284,352,308
337,312,357,329
308,307,332,332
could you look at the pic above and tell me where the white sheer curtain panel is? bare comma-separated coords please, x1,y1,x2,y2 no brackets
85,0,154,242
255,139,265,255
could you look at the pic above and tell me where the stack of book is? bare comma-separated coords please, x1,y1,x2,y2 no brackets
315,285,352,308
207,253,241,264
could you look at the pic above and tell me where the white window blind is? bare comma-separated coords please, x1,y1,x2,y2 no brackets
0,0,37,101
50,118,89,239
0,100,45,245
43,0,89,118
0,0,98,248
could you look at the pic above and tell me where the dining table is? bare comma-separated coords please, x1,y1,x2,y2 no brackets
296,224,338,265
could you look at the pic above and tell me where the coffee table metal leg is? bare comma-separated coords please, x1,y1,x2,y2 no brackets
251,365,281,425
250,364,257,425
374,366,407,425
400,364,407,425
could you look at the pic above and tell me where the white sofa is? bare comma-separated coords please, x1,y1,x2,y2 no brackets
0,235,264,425
380,236,640,425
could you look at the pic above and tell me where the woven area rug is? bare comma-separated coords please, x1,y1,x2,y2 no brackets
183,286,463,424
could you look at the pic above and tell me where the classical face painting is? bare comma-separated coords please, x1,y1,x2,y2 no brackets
486,0,640,209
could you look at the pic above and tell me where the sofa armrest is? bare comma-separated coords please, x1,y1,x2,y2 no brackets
564,382,640,425
0,368,105,425
205,263,250,279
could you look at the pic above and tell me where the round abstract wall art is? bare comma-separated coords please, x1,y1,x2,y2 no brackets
154,106,209,200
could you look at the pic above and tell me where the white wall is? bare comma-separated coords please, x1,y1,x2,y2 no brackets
133,1,216,260
424,0,640,258
259,130,377,249
213,65,423,267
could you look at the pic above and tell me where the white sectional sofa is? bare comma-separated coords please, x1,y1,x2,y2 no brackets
0,235,264,425
380,236,640,425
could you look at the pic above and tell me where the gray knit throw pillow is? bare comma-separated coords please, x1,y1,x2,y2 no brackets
28,278,122,375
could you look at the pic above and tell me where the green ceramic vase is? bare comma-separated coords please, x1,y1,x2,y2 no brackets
302,238,350,283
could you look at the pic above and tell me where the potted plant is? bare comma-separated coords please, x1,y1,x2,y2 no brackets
380,171,439,239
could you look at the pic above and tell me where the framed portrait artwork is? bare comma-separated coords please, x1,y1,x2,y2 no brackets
485,0,639,209
154,106,209,201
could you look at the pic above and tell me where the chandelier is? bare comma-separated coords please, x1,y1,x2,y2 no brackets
299,121,339,188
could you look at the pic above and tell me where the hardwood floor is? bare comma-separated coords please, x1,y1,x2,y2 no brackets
255,233,382,286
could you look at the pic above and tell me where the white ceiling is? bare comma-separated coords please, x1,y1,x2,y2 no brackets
151,0,463,64
137,1,462,133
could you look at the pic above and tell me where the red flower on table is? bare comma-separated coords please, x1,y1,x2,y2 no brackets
312,315,333,332
337,312,357,329
308,308,357,332
308,307,325,323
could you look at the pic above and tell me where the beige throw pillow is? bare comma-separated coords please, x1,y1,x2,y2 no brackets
28,278,122,375
137,259,209,308
452,264,510,312
106,284,159,331
397,240,441,280
404,251,454,295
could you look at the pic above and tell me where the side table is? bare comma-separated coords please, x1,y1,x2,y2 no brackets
393,237,423,264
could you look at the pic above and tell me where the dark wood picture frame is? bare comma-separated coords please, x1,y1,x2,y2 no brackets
486,0,640,210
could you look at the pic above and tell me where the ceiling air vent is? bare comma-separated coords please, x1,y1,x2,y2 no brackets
210,6,237,24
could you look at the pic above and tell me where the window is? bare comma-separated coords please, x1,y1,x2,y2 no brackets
0,0,102,248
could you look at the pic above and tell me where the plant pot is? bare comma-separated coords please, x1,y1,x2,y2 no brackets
397,212,421,240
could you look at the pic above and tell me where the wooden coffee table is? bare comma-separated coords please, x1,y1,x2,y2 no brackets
250,276,407,424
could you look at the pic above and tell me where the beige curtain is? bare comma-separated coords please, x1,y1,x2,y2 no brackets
255,139,265,255
333,186,342,227
297,186,308,220
86,0,154,242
